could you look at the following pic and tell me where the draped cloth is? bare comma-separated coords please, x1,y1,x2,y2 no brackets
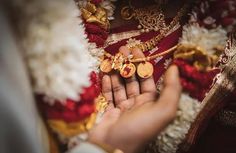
179,33,236,153
0,8,49,153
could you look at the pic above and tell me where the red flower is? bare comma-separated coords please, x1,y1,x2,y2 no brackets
62,110,80,122
85,23,108,47
80,84,100,103
88,34,106,47
77,103,95,119
38,72,101,123
174,59,219,101
85,23,106,34
65,100,76,111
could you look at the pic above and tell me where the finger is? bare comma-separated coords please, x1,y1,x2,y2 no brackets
132,48,156,93
157,65,182,119
102,75,114,109
120,46,140,98
119,46,130,57
111,73,127,106
110,46,133,106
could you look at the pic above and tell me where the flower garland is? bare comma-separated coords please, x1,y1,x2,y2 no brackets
180,24,227,56
145,93,202,153
75,0,117,68
10,0,115,144
18,0,98,103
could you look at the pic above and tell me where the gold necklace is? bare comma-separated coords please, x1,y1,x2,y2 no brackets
100,2,192,78
120,0,188,33
100,45,178,79
121,1,165,33
124,3,190,52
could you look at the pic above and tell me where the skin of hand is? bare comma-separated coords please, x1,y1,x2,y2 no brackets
88,46,182,153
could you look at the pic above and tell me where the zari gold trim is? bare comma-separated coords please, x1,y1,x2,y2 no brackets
105,30,142,47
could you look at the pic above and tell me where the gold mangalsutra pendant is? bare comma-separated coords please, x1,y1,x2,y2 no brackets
100,58,113,73
120,62,136,78
137,62,154,78
112,53,125,70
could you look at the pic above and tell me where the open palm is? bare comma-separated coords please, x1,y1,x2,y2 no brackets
89,46,182,153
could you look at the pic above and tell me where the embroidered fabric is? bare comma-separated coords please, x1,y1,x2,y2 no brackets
179,34,236,153
144,33,236,153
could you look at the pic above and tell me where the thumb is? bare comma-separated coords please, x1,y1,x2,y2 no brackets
157,65,182,120
134,65,182,142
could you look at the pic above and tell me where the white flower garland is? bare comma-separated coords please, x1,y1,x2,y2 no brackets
17,0,101,104
146,93,202,153
180,24,227,56
77,0,117,69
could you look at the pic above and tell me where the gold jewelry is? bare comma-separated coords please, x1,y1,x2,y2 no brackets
100,58,113,73
120,62,136,78
121,2,165,32
122,2,190,52
101,1,193,78
79,1,110,30
100,45,178,78
137,62,154,79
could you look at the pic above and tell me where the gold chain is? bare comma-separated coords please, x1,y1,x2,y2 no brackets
100,45,178,79
103,45,177,62
138,5,188,52
121,0,165,32
121,2,190,52
100,2,192,78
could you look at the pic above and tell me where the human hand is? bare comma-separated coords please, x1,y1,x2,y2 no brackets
88,46,182,153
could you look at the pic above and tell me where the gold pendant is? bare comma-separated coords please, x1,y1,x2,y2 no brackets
137,62,154,78
112,53,125,70
120,63,136,78
100,59,113,73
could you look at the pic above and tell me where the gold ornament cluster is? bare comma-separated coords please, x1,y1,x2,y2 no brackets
80,1,110,30
100,45,178,78
100,52,154,79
